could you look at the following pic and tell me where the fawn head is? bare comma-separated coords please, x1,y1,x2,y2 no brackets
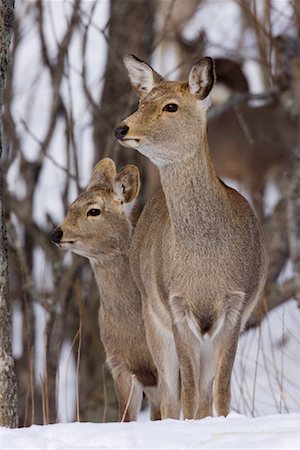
52,158,140,260
115,55,215,165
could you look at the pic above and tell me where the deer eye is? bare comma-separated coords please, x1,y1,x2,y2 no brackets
87,208,101,217
163,103,178,112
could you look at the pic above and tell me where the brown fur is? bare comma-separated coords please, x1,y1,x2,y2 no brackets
208,101,296,218
52,159,161,422
116,55,268,419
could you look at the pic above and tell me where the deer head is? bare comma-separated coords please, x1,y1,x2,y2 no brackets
115,55,215,165
52,158,140,260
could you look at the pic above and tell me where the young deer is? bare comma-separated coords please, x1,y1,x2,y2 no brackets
115,56,268,419
52,158,161,421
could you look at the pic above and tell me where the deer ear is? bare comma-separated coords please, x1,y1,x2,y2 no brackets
188,57,216,101
114,164,141,205
123,54,164,97
88,158,117,190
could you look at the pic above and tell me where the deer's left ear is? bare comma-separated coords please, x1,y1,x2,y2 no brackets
114,164,141,204
88,158,117,190
188,57,216,101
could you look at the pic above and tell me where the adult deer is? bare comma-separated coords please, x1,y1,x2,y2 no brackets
52,159,161,421
208,100,296,219
115,56,268,419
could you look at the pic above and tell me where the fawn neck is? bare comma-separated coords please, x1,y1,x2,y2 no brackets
159,135,224,242
91,251,138,312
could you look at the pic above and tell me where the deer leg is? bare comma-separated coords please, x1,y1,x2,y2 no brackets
112,368,143,421
144,385,162,420
172,322,200,419
196,342,215,419
213,324,241,417
249,180,265,221
143,303,180,419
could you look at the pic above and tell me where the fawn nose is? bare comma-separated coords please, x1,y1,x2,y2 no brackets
52,227,63,244
114,125,129,140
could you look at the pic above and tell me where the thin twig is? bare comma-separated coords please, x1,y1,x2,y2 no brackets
279,305,286,413
251,325,262,416
121,374,136,423
75,281,83,422
101,364,108,423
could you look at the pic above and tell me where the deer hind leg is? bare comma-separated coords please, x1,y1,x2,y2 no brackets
108,358,143,421
249,178,265,221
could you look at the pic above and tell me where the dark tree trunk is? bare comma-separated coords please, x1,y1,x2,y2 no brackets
287,55,300,304
92,0,159,207
0,0,18,428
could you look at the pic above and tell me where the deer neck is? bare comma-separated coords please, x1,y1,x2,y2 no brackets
159,136,223,241
90,252,139,312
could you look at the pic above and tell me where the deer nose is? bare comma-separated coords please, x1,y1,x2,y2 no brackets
52,227,63,244
114,125,129,140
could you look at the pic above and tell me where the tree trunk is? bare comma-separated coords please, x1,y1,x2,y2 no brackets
92,0,159,207
0,0,18,428
287,55,300,304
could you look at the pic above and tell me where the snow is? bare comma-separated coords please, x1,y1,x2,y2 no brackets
1,412,299,449
232,300,300,416
5,300,300,449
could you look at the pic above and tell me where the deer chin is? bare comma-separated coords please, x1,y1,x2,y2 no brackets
119,138,141,148
58,240,76,250
62,242,92,259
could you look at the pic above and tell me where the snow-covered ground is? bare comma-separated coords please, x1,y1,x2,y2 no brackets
3,299,299,449
1,412,299,449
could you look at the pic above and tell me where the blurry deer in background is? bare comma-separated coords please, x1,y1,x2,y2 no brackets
52,159,161,422
155,0,202,74
115,55,268,419
208,100,296,219
176,32,249,99
176,32,296,219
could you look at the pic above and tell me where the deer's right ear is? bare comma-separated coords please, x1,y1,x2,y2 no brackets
123,54,164,97
88,158,117,190
114,164,141,205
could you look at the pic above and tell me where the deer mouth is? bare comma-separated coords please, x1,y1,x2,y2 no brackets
57,240,76,248
120,138,141,148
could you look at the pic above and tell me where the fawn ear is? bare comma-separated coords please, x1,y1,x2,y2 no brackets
188,57,215,102
123,54,164,97
88,158,117,190
114,164,141,205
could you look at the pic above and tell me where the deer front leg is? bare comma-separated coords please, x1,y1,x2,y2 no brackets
172,321,200,419
143,304,180,419
109,358,143,421
213,323,241,416
196,342,215,419
143,385,162,420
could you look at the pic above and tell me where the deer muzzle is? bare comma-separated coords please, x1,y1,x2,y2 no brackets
114,125,129,141
52,227,63,244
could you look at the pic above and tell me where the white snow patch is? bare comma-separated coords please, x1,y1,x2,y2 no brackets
0,413,299,449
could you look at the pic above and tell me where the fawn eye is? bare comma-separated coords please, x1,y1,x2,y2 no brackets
163,103,178,113
87,208,101,217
